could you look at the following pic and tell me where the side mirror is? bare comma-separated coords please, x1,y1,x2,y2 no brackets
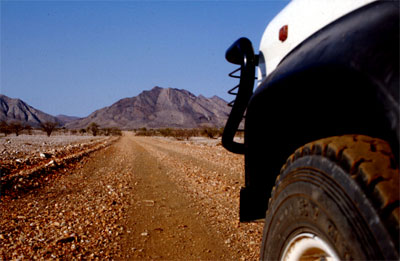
225,37,257,66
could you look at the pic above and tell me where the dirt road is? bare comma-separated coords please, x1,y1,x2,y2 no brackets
1,132,263,260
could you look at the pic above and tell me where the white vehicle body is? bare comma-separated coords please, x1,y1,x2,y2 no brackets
257,0,377,85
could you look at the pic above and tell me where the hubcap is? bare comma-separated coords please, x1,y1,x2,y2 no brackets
281,233,340,261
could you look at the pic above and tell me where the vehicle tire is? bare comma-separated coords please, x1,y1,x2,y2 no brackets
260,135,399,260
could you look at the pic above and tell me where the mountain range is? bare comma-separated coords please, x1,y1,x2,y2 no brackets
0,94,61,127
0,87,230,129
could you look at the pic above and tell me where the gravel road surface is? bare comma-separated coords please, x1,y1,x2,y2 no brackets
0,132,263,260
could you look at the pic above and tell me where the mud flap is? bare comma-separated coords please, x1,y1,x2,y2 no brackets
239,186,269,222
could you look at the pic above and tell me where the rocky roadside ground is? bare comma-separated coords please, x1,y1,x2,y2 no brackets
0,132,264,260
0,134,117,199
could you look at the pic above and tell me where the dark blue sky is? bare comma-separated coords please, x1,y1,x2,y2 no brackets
1,1,289,117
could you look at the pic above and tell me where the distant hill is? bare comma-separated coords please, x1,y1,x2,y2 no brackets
55,114,81,125
0,94,60,127
66,87,230,129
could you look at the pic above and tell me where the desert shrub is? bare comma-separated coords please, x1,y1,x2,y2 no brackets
23,124,33,135
60,127,68,134
191,129,202,137
136,128,156,136
162,128,199,140
101,128,110,136
40,121,58,137
171,129,186,140
171,129,197,140
87,122,99,136
102,127,122,136
201,127,222,139
110,127,122,136
159,128,173,137
79,128,87,135
101,128,109,136
9,121,24,136
70,129,78,135
135,127,222,140
153,128,193,140
0,121,11,136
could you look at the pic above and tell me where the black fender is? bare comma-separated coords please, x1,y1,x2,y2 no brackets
240,0,399,221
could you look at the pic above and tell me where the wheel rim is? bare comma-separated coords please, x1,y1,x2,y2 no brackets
281,233,340,261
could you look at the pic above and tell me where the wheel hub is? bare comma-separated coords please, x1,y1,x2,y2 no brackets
281,233,340,261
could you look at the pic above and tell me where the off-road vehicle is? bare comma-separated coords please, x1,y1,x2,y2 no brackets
222,1,399,259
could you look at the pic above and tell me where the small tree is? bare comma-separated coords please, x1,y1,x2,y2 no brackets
23,124,33,135
40,121,58,137
0,121,11,136
87,122,99,136
9,121,24,136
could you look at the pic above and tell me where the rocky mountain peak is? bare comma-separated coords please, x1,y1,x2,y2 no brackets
66,87,230,129
1,87,230,130
0,94,60,127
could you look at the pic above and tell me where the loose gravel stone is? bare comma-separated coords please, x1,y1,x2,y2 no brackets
0,132,263,260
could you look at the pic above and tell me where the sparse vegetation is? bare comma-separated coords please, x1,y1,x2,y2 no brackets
87,122,100,136
201,127,223,139
173,129,200,140
9,121,24,136
60,127,69,134
101,127,122,136
66,125,122,137
0,121,222,140
159,128,173,137
40,121,58,137
135,127,224,140
136,127,157,137
23,124,33,135
0,120,123,138
0,121,11,136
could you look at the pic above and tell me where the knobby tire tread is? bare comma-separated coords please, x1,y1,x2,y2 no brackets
273,135,399,244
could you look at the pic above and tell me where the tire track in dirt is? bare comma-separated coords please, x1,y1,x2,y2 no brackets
120,134,236,260
2,132,263,260
132,136,264,260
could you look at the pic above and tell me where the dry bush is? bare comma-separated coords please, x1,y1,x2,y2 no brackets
156,128,198,140
9,121,24,136
110,128,122,136
102,127,122,136
171,129,191,140
23,124,33,135
87,122,99,136
200,127,223,139
159,128,173,137
40,121,58,137
136,128,157,136
135,127,223,140
0,121,11,136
